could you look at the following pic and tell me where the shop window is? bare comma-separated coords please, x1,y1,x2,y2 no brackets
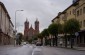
80,36,82,43
84,35,85,43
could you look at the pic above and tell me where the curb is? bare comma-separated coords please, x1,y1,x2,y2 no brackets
44,46,85,51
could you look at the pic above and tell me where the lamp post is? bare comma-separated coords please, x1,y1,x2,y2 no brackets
14,10,23,46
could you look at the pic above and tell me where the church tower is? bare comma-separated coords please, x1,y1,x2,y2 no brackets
35,19,39,35
24,19,29,38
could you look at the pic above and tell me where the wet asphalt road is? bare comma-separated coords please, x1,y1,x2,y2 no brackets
0,45,85,55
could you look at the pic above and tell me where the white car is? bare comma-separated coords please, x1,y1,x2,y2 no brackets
21,42,26,45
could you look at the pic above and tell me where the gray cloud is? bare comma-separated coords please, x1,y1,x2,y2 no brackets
1,0,72,33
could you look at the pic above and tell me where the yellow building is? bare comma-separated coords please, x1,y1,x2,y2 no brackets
52,0,85,47
75,0,85,47
76,0,85,30
52,12,60,24
52,2,77,24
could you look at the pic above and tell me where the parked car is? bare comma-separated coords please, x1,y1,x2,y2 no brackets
21,42,26,45
36,42,42,46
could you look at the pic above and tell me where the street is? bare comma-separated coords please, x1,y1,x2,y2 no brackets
43,47,85,55
0,44,85,55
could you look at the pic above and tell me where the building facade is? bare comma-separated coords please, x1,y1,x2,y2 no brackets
52,0,85,47
0,2,14,45
24,19,39,41
75,0,85,47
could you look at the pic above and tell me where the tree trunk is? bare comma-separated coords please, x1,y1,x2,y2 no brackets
49,39,51,46
45,37,47,46
65,34,67,48
41,38,43,45
53,36,55,46
70,34,73,48
55,34,58,46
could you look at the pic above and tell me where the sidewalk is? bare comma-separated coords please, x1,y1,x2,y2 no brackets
44,45,85,51
60,46,85,51
0,45,21,50
0,45,21,47
74,47,85,51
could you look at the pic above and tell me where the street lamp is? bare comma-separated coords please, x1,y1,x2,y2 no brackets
15,10,23,32
14,10,23,46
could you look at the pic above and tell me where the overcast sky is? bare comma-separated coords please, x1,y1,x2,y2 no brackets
1,0,72,33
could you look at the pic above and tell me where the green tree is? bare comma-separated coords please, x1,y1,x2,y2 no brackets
63,23,68,48
37,33,43,45
16,33,23,45
28,39,32,44
48,23,62,46
64,19,80,48
41,29,49,45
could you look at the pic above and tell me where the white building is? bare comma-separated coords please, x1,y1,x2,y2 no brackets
0,2,14,45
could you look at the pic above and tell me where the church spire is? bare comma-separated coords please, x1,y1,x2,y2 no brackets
36,18,38,21
24,18,29,30
26,18,28,22
35,18,39,35
35,18,39,23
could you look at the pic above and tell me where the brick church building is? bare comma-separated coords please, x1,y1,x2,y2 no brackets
24,19,39,40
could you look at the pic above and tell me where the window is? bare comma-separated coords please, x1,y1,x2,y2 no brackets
80,21,82,27
83,7,85,13
80,9,82,15
70,11,71,15
83,20,85,27
77,10,79,16
73,9,75,15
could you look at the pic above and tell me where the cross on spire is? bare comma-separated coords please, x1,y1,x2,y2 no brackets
26,18,28,22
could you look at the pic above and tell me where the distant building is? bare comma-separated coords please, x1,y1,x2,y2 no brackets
24,19,39,40
0,2,14,45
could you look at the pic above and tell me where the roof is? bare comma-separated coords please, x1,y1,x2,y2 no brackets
52,0,79,22
0,2,14,27
52,16,59,22
10,19,14,27
52,12,62,22
0,2,11,19
62,0,79,13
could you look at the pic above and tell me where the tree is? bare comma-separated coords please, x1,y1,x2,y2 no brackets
63,23,68,48
16,33,23,45
48,23,62,46
64,19,80,48
37,33,43,45
41,29,49,45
